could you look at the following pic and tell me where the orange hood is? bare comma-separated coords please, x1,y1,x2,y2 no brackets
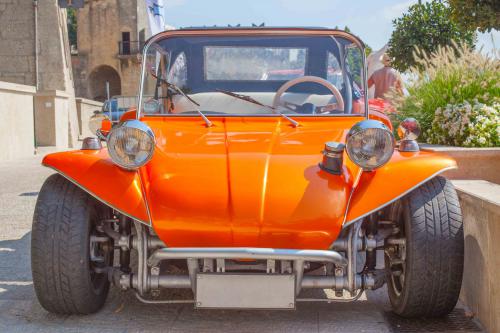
141,116,363,249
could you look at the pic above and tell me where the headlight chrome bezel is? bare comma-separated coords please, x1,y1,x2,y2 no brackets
107,120,156,170
346,120,395,171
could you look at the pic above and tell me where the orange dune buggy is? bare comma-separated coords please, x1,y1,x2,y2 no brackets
31,27,463,317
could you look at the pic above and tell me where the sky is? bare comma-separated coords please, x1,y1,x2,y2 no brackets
163,0,498,54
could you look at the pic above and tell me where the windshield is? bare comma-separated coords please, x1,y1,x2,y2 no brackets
139,32,367,117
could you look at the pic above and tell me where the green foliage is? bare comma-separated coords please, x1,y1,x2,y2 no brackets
388,42,500,145
428,101,499,147
448,0,500,33
364,45,372,57
388,0,476,72
67,8,77,48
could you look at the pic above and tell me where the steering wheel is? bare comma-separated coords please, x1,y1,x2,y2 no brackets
272,76,345,114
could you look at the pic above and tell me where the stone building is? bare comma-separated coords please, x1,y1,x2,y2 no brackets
72,0,151,101
0,0,76,93
0,0,81,152
0,1,36,86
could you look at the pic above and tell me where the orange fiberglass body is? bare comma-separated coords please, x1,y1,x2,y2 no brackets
43,116,456,249
32,28,466,316
42,28,456,250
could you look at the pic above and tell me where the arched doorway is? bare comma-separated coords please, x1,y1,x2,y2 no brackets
88,65,121,102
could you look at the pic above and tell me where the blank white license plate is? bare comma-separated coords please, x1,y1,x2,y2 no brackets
195,273,295,309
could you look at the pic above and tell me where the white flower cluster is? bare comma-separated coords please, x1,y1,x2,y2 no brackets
428,101,499,147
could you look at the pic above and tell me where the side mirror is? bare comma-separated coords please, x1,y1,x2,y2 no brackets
89,111,111,140
397,118,421,152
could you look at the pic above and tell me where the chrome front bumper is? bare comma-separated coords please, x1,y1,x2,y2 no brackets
114,221,372,308
148,247,348,267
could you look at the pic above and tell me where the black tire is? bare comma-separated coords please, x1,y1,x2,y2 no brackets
31,174,111,314
387,176,464,318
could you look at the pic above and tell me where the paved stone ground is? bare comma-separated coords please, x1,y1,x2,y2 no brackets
0,156,484,333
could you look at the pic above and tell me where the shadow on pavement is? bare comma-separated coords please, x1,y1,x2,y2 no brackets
383,308,482,333
0,231,483,333
0,231,391,332
0,232,33,301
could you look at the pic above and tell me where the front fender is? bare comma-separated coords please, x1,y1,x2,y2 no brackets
345,150,457,225
42,149,150,224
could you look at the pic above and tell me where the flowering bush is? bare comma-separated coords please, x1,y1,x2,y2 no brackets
427,101,499,147
388,42,500,145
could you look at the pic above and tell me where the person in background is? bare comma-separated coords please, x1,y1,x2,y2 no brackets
368,53,403,100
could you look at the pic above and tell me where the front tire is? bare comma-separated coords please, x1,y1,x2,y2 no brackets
386,176,464,318
31,174,112,314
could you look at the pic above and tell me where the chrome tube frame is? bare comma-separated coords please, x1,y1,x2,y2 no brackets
148,247,348,267
128,221,368,300
136,29,369,119
148,247,348,296
133,274,355,291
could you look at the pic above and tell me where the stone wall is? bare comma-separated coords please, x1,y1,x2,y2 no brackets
34,90,72,148
119,57,141,97
36,2,70,91
422,146,500,185
0,0,36,86
0,0,146,104
0,81,36,160
0,0,80,149
0,1,76,92
76,97,103,138
454,180,500,333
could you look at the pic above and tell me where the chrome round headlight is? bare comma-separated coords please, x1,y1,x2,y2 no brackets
107,120,155,170
346,120,395,171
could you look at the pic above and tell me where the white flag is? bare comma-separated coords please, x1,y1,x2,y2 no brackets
146,0,166,35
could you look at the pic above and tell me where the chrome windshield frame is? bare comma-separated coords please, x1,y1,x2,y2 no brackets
137,28,369,119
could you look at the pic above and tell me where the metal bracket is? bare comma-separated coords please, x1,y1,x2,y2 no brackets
267,259,276,273
150,266,161,297
281,260,292,274
187,258,199,294
203,259,214,272
216,258,225,273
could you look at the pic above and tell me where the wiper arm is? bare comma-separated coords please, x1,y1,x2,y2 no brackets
216,89,299,127
165,81,213,127
155,75,213,127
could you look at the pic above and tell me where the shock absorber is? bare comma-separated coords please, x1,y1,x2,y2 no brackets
119,215,131,273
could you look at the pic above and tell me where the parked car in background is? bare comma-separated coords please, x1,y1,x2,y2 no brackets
31,27,463,318
101,95,138,122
